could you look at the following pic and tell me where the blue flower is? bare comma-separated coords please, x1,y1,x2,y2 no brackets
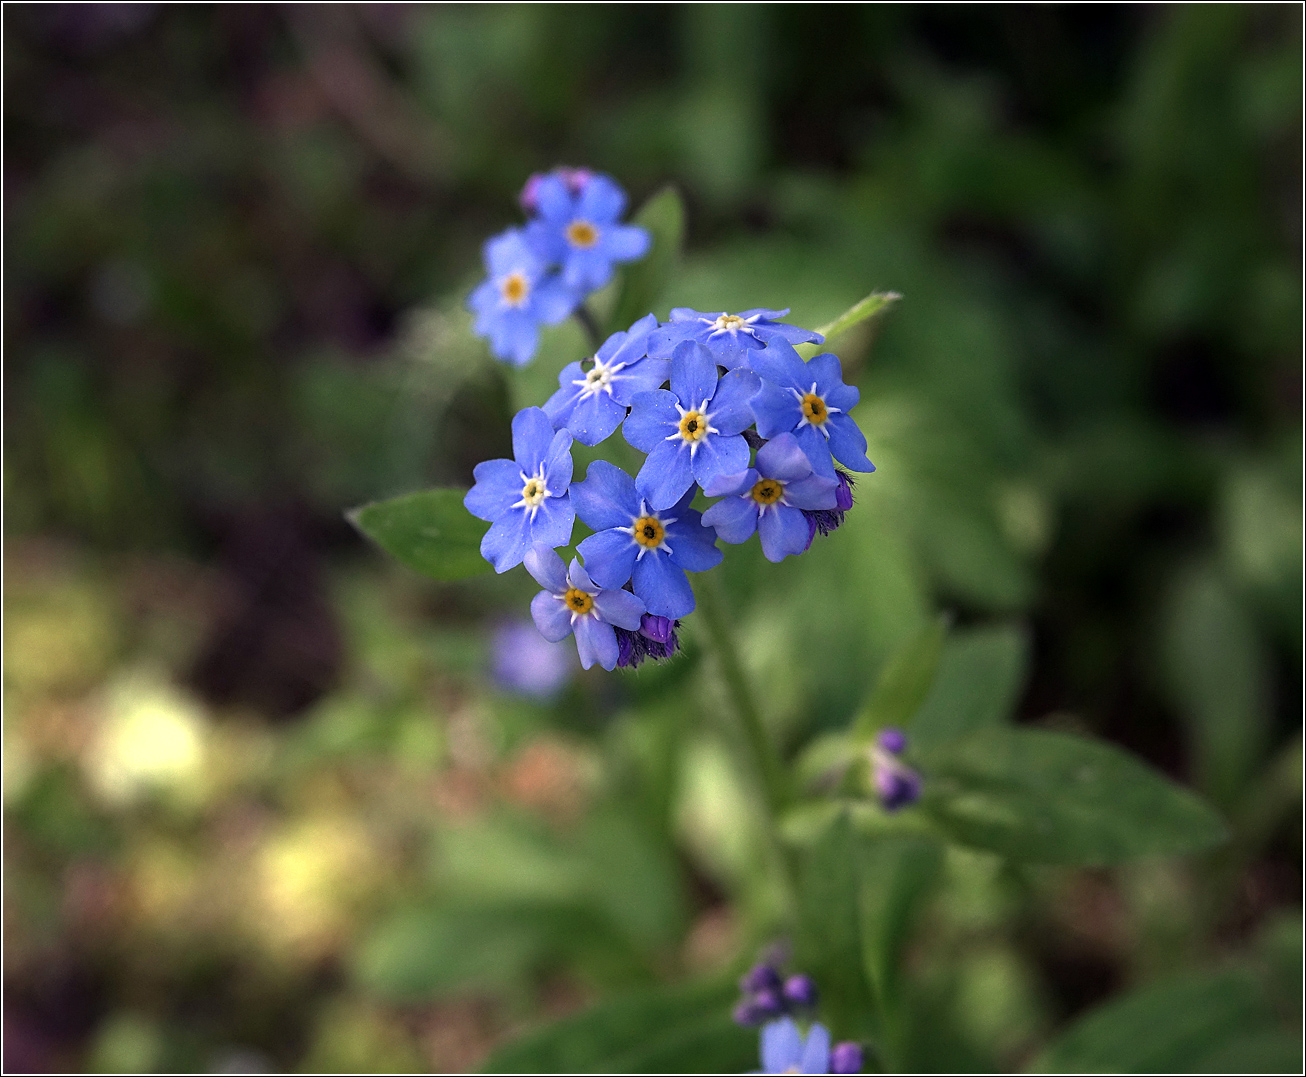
542,314,669,446
750,346,875,479
648,307,824,371
622,341,760,510
571,460,722,618
757,1018,831,1074
468,229,579,366
490,620,575,700
520,167,593,214
525,173,650,292
463,407,576,572
524,546,646,671
701,433,838,563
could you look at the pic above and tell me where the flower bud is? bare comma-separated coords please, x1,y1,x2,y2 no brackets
782,973,818,1007
876,726,907,755
740,962,782,995
830,1041,864,1074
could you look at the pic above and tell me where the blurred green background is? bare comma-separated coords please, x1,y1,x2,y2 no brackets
3,4,1300,1072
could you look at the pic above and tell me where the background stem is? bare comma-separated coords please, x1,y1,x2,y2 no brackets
573,303,603,351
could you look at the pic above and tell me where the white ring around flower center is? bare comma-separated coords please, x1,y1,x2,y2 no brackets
623,499,678,561
572,355,626,399
664,398,719,457
790,381,841,440
512,467,550,520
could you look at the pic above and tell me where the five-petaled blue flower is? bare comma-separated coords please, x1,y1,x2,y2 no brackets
467,229,578,367
750,346,875,479
756,1018,832,1074
543,314,669,445
648,307,824,371
526,173,650,292
524,545,645,671
623,341,760,510
463,407,575,573
571,460,722,618
701,433,838,563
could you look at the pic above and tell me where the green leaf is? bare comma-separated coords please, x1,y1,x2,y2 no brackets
908,624,1029,750
348,489,489,582
920,728,1228,865
858,836,943,1010
481,979,752,1074
1036,969,1296,1073
795,291,901,358
606,186,685,333
853,617,947,737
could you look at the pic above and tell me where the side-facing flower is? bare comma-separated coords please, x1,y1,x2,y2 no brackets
803,469,856,548
750,345,875,479
623,341,760,510
524,545,645,671
757,1017,832,1075
464,407,575,572
871,726,921,812
648,308,824,371
615,613,682,669
467,229,578,366
525,172,650,292
571,460,722,618
701,433,838,563
543,314,668,445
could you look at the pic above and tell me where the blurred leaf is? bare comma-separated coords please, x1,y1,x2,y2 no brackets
853,616,948,738
481,979,752,1074
1036,968,1297,1073
796,290,901,358
920,728,1228,864
859,835,943,1012
348,489,489,582
908,624,1029,750
606,186,685,333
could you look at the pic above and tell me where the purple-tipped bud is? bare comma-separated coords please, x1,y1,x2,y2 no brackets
521,167,593,213
835,469,856,512
874,757,922,812
639,613,675,644
615,616,682,669
560,166,593,194
782,973,819,1007
830,1041,864,1074
740,962,783,995
876,727,908,755
616,628,636,668
519,173,545,214
752,987,784,1017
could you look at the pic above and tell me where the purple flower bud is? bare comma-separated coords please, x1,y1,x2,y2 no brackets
732,999,764,1026
876,727,908,755
639,613,675,644
830,1041,864,1074
519,173,545,214
560,166,593,194
616,616,681,668
782,973,819,1007
740,962,783,995
752,987,784,1016
835,469,856,512
874,756,922,812
805,513,818,551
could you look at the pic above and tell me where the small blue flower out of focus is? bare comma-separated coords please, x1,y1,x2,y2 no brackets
872,726,922,811
526,172,651,292
757,1018,832,1074
523,546,645,671
467,229,578,366
490,620,575,701
649,307,824,371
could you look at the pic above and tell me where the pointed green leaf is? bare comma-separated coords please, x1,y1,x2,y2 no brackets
853,617,948,738
858,836,943,1008
349,489,489,582
606,186,686,333
908,624,1029,749
795,291,901,358
920,728,1229,864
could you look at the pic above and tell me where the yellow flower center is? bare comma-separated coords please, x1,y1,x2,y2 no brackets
714,314,746,331
750,478,784,505
501,271,529,305
678,411,708,442
801,392,828,425
563,588,594,615
633,516,665,548
566,220,599,248
520,477,547,507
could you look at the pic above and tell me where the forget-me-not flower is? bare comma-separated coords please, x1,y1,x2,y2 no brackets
525,172,650,292
622,341,760,510
750,345,875,479
648,307,824,371
464,407,575,572
524,546,645,671
701,433,838,563
757,1018,832,1074
543,314,668,445
490,620,575,700
571,460,722,618
467,229,578,366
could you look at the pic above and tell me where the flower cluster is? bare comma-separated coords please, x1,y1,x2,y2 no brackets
734,963,863,1074
871,727,922,811
463,170,877,673
468,168,651,366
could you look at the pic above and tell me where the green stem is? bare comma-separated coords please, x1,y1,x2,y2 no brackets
573,303,603,351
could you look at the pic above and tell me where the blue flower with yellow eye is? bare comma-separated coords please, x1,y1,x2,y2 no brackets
468,229,579,367
463,407,575,572
701,433,839,563
648,307,824,371
571,460,722,618
750,345,875,479
524,545,645,671
543,314,669,446
525,173,650,292
622,341,760,510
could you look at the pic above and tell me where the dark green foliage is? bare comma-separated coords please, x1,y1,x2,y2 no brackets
349,489,490,582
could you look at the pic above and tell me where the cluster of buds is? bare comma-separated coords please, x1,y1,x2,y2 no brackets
733,961,820,1026
871,726,921,811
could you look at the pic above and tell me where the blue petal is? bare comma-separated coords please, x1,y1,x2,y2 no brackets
701,494,759,545
578,173,626,222
794,424,837,479
467,277,500,316
532,275,580,324
757,432,814,482
754,320,824,347
610,357,671,406
670,341,719,409
807,352,858,411
701,467,756,498
542,428,574,489
784,474,840,510
524,217,566,264
750,380,801,439
738,307,790,320
480,508,531,572
691,432,750,489
646,322,695,359
669,307,711,322
761,1018,803,1074
570,460,639,531
564,248,611,292
533,175,574,222
599,224,650,261
530,589,573,642
526,493,575,550
543,362,586,427
576,528,639,590
612,313,659,358
523,544,568,592
622,389,679,452
594,587,645,630
665,510,723,573
826,414,875,472
484,228,541,277
573,615,618,670
496,311,539,367
758,505,811,563
707,368,761,435
705,332,764,372
464,458,523,521
564,391,626,446
800,1023,831,1075
512,407,558,474
631,550,695,618
635,439,694,510
567,557,596,592
748,340,807,390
